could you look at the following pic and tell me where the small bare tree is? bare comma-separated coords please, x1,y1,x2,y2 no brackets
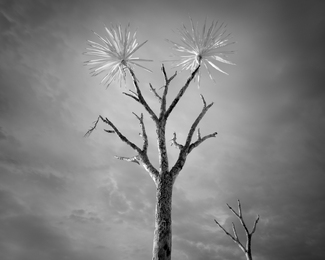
214,200,260,260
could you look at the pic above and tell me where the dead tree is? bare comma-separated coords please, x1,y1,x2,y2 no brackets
84,18,235,260
214,200,260,260
86,64,217,260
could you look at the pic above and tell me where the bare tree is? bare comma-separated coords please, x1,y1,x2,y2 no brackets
84,19,234,260
214,200,260,260
86,64,218,259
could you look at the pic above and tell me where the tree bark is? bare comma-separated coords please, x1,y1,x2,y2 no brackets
246,251,253,260
152,173,174,260
246,235,253,260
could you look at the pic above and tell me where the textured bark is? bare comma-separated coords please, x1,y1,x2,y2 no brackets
246,250,253,260
152,173,173,260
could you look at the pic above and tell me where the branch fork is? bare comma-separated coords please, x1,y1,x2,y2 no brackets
170,132,183,150
85,114,158,183
214,200,260,260
85,65,218,184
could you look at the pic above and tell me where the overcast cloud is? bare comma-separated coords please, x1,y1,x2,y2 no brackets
0,0,325,259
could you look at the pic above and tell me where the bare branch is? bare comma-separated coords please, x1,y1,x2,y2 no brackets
232,222,246,252
214,219,246,252
188,131,218,153
232,222,239,241
197,128,201,140
170,132,184,150
227,201,257,235
104,129,115,134
133,112,148,152
162,64,177,84
227,201,250,238
128,68,158,123
214,219,237,243
216,200,260,260
84,115,102,137
170,94,215,177
251,215,260,235
128,89,138,97
233,200,250,235
164,65,200,120
160,64,177,119
132,112,141,121
138,151,159,184
114,154,159,184
122,91,139,102
115,155,140,165
148,65,178,175
161,64,168,82
149,83,162,102
227,203,240,219
238,199,243,217
104,116,141,152
184,94,214,150
86,115,142,153
84,102,159,184
200,94,207,107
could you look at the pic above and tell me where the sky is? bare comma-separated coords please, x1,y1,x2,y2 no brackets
0,0,325,259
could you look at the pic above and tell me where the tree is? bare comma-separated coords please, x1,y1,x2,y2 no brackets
214,200,260,260
84,19,234,260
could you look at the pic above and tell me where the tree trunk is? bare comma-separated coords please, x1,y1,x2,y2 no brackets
152,172,173,260
245,251,253,260
245,234,253,260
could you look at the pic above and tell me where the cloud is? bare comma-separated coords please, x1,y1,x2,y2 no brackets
68,208,102,224
0,188,106,260
0,0,325,259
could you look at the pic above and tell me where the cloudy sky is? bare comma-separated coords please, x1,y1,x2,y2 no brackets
1,0,325,259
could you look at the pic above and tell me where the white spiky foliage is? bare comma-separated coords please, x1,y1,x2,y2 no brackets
84,23,152,87
166,17,235,85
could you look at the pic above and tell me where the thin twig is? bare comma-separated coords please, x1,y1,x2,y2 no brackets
170,132,184,150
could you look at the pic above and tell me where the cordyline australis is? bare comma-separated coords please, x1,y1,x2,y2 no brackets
84,19,234,260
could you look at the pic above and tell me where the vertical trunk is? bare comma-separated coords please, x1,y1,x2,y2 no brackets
245,251,253,260
245,235,253,260
152,173,173,260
